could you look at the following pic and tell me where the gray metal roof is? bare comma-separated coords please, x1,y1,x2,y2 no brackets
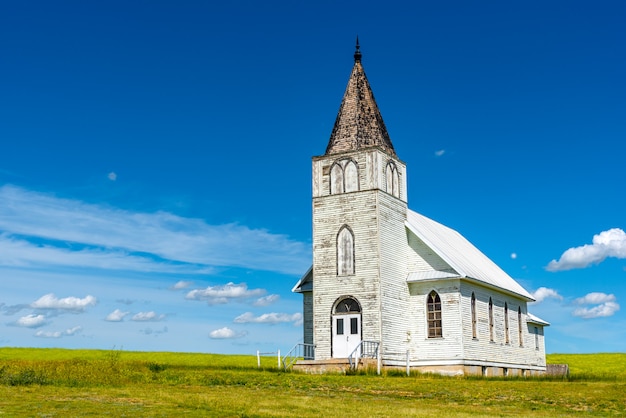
406,209,534,301
527,312,550,326
292,266,312,293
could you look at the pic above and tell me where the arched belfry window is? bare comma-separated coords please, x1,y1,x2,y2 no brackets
330,159,359,194
471,292,477,339
385,161,399,198
427,291,442,338
337,225,355,276
344,160,358,193
489,298,494,342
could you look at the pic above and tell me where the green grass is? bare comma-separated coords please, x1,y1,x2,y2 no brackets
0,348,624,417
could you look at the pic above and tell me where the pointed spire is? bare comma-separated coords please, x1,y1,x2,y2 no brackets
354,36,362,63
325,40,396,157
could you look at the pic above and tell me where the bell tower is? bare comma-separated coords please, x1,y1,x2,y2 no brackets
310,40,409,359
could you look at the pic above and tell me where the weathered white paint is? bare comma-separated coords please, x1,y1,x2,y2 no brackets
302,140,547,372
304,145,547,370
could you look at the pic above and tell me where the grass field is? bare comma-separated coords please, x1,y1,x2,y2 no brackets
0,348,625,417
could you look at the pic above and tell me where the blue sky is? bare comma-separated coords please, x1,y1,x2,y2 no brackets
1,1,625,355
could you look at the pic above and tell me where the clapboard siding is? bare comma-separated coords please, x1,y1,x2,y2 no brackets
459,282,546,368
312,189,381,359
406,230,454,273
303,292,313,345
377,191,410,357
311,149,406,359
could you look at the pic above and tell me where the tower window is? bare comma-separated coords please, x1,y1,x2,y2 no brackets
385,161,399,198
329,159,359,194
337,225,355,275
427,291,442,338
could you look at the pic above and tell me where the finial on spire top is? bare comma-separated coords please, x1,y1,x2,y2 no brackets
354,36,362,63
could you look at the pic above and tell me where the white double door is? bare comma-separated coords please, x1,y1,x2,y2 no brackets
332,313,361,358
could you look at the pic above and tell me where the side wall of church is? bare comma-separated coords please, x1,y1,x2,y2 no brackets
459,282,547,369
405,279,465,362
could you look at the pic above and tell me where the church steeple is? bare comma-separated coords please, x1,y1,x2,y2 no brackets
325,39,396,157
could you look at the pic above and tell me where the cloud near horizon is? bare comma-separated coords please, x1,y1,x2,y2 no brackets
572,292,620,319
0,185,310,276
31,294,96,312
234,312,303,326
546,228,626,271
186,282,266,305
131,311,165,322
35,326,82,338
15,314,47,328
105,309,129,322
209,327,247,339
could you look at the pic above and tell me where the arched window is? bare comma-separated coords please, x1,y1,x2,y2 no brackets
337,226,355,275
385,161,399,198
329,159,359,195
330,163,343,195
518,307,523,347
344,160,358,192
504,302,509,344
427,291,442,338
471,292,477,339
488,298,494,342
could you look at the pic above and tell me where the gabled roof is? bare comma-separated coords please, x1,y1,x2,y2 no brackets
527,312,550,326
292,266,312,293
405,209,534,301
325,39,396,157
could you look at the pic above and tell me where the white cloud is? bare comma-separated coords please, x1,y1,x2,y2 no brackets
574,292,616,305
510,252,517,259
132,311,165,322
546,228,626,271
253,294,280,307
171,280,193,290
435,149,445,157
31,293,96,312
108,172,117,181
0,185,310,275
572,292,620,319
34,326,82,338
105,309,129,322
186,282,265,305
209,327,247,339
15,314,47,328
531,287,563,303
234,312,302,325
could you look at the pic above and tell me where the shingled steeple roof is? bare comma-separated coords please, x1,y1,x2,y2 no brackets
325,39,396,157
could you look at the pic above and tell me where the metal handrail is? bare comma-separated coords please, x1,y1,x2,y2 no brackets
282,343,315,369
348,340,379,370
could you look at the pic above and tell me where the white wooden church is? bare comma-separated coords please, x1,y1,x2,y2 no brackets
291,42,549,376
